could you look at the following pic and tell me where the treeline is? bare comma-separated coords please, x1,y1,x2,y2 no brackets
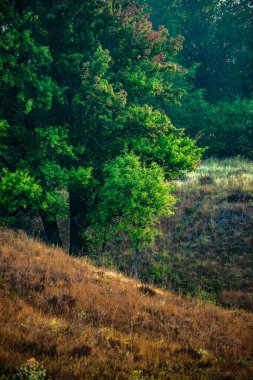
0,0,202,272
141,0,253,157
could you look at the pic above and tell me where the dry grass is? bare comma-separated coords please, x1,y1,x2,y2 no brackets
179,157,253,192
0,228,253,379
150,158,253,299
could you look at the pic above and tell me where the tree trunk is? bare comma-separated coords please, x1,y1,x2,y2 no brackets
41,214,62,247
133,245,140,279
69,191,89,255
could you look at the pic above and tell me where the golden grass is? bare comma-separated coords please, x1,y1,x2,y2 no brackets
0,228,253,379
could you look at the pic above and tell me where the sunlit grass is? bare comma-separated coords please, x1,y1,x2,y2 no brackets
177,157,253,193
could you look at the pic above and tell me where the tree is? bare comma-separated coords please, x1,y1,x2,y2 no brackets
0,0,92,244
141,0,253,158
142,0,253,101
67,3,202,253
168,91,253,159
0,0,202,253
92,153,176,277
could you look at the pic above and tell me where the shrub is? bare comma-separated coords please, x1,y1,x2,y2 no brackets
13,358,46,380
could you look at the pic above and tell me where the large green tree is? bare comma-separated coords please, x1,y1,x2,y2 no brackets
0,0,93,244
0,0,202,253
67,3,202,253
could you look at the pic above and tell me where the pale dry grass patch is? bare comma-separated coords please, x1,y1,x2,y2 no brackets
176,158,253,194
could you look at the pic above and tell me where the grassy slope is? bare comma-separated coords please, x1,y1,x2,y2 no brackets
0,228,253,379
12,158,253,311
158,158,253,302
106,158,253,309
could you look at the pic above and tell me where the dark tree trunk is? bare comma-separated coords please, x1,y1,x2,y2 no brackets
101,226,110,255
69,191,89,255
133,245,140,279
101,240,106,255
41,214,62,247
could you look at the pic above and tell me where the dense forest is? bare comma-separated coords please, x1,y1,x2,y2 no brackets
143,0,253,157
0,0,252,272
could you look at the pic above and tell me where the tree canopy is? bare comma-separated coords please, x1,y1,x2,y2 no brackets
0,0,202,270
141,0,253,158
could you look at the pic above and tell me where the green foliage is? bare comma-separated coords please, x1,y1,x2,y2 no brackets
117,104,203,177
143,0,253,101
13,359,46,380
169,93,253,158
94,153,176,250
205,99,253,158
0,168,69,220
142,0,253,159
0,0,202,252
0,169,42,214
0,359,46,380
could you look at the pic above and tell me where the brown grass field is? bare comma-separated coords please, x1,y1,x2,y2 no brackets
0,228,253,379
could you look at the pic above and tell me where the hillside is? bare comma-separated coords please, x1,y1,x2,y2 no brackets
160,158,253,300
0,229,253,379
96,158,253,309
10,158,253,311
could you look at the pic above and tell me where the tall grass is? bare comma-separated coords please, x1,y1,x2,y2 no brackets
180,157,253,192
0,228,253,379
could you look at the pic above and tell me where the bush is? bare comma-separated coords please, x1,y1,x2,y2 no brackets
13,359,46,380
